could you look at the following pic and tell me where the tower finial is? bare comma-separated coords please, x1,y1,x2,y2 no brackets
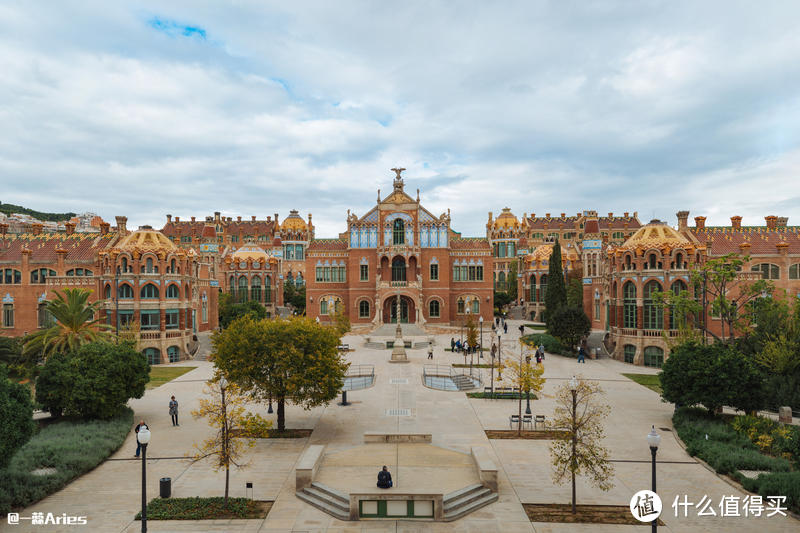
391,167,406,193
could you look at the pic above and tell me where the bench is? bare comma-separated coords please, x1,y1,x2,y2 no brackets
337,344,350,351
534,415,546,429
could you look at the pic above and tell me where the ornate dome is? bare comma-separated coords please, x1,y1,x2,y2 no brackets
620,220,689,251
281,209,308,232
231,242,269,261
493,208,519,229
526,242,579,265
116,228,177,253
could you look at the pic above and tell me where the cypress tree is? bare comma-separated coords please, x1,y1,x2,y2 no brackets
544,238,567,326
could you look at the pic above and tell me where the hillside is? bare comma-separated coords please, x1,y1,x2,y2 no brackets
0,201,76,223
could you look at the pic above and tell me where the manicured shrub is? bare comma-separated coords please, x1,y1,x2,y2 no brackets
135,497,264,520
0,407,132,514
521,333,567,355
0,365,35,470
739,472,800,514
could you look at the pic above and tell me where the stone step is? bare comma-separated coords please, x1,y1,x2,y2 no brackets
310,482,349,503
443,491,498,521
444,483,484,502
443,486,491,512
296,490,350,521
303,487,349,512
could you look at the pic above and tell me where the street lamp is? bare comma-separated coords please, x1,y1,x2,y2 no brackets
479,315,484,359
466,308,473,377
647,425,661,533
137,426,151,533
569,376,578,515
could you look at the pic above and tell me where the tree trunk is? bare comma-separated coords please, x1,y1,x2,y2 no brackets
225,464,230,507
277,397,286,431
518,392,523,436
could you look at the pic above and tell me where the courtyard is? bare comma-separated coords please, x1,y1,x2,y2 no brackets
3,321,797,532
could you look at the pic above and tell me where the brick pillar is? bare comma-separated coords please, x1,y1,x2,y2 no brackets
160,309,166,331
179,308,185,330
636,305,643,330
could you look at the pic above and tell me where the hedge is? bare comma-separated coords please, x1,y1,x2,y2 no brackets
135,497,265,520
521,333,569,356
0,407,133,514
738,472,800,514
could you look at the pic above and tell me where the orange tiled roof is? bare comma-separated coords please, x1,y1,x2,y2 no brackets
307,239,347,251
0,233,119,263
450,238,491,250
690,226,800,255
525,215,640,230
161,220,276,238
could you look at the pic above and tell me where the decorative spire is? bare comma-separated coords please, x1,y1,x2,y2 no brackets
391,167,405,192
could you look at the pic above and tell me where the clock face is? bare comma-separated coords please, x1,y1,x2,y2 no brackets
239,261,247,269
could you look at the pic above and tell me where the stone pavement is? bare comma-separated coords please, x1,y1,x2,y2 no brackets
3,320,798,532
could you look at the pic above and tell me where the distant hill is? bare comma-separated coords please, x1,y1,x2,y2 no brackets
0,201,76,223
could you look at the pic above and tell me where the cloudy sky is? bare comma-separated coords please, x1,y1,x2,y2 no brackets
2,1,799,237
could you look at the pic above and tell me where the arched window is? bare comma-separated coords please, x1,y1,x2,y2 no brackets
144,257,156,274
121,257,129,273
624,255,632,271
643,281,663,330
429,300,440,318
538,275,547,302
669,280,688,329
201,293,208,323
391,257,406,282
320,299,328,315
674,253,684,269
167,346,180,363
529,274,536,302
647,253,658,269
471,299,480,314
392,219,405,245
624,345,636,364
498,271,506,291
166,284,180,299
118,283,133,299
237,276,248,303
1,269,22,284
251,276,262,302
644,346,664,368
38,302,55,328
752,263,780,280
296,272,304,287
457,298,465,314
30,269,56,284
359,300,370,318
791,264,800,280
169,259,176,273
623,282,637,328
104,284,111,299
141,283,159,299
264,275,272,303
143,348,161,366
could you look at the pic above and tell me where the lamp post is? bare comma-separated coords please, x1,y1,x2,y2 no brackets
467,309,473,377
490,330,496,397
524,341,532,415
569,376,578,515
497,334,502,378
647,425,661,532
268,395,273,414
479,315,484,359
137,426,151,533
219,376,230,507
114,267,120,343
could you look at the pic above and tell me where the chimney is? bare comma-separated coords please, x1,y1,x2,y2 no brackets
166,214,172,222
175,216,180,223
65,222,76,235
55,247,67,270
237,216,242,222
100,222,110,235
191,216,196,222
608,212,613,218
545,213,551,218
115,216,128,234
633,211,638,219
227,217,232,222
776,241,789,255
308,213,313,225
274,213,279,225
694,216,706,230
31,223,43,235
560,212,565,218
214,211,221,222
488,211,493,224
777,216,789,227
765,215,777,229
730,216,742,230
266,216,271,222
251,215,256,222
676,211,689,231
624,212,629,218
0,223,7,236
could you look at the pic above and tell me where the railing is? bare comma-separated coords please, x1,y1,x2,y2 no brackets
45,276,94,287
346,364,375,378
165,331,184,338
620,328,637,336
140,331,161,340
423,364,483,386
668,330,682,337
391,281,408,287
643,330,662,337
342,364,375,391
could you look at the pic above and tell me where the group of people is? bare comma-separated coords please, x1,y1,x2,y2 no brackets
450,337,480,354
132,395,180,457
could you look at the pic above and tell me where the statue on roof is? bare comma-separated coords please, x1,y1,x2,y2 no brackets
391,167,405,192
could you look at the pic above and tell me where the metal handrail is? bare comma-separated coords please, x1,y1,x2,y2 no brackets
346,364,375,378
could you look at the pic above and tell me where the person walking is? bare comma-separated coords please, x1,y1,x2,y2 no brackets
134,420,148,457
428,347,434,360
503,322,508,334
169,395,179,426
377,465,393,488
539,344,545,360
577,346,586,363
450,337,455,351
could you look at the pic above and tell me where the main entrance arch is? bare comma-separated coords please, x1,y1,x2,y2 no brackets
382,295,416,324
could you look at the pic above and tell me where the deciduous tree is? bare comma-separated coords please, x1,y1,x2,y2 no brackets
0,365,35,469
548,306,590,353
502,346,546,435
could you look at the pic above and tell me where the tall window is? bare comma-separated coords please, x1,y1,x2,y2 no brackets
118,284,133,299
539,275,547,302
38,302,54,328
201,294,208,323
143,348,160,365
264,276,272,302
140,283,159,299
360,264,368,281
30,269,56,284
3,304,14,327
643,280,663,330
140,310,160,330
121,257,129,273
430,263,439,281
498,271,506,290
392,257,406,281
790,264,800,279
104,284,111,299
624,345,636,364
168,346,180,363
623,282,637,328
165,310,179,329
457,298,465,314
529,274,535,302
237,276,248,303
166,284,180,298
359,300,370,318
320,299,328,315
295,244,304,260
752,263,780,280
669,280,687,329
392,219,405,245
429,300,440,318
471,300,480,314
498,242,507,258
251,276,261,302
644,346,664,368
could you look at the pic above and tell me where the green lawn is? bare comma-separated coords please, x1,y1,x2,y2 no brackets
147,366,197,389
622,373,662,394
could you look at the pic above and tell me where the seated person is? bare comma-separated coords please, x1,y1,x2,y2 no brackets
377,465,393,489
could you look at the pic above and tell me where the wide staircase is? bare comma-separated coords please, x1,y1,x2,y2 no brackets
508,305,524,320
451,374,477,391
192,332,213,361
443,484,498,521
585,330,610,358
296,482,350,521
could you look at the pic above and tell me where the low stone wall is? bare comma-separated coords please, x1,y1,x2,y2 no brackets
364,433,433,444
295,444,325,490
470,446,498,492
349,492,444,521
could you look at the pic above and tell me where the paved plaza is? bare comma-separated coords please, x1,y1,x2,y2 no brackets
3,321,798,532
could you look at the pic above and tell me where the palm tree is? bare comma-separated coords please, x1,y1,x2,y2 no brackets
23,288,113,360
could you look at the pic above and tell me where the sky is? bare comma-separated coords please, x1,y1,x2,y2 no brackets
1,1,799,237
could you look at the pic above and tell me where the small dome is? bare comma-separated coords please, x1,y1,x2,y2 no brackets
116,229,177,253
620,220,688,251
526,242,579,264
231,242,269,261
493,207,519,229
281,209,308,232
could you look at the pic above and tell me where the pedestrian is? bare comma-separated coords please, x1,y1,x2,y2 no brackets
577,346,586,363
134,420,148,457
536,353,541,364
495,317,499,327
539,344,545,360
503,322,508,334
428,347,434,360
450,337,455,351
169,395,179,426
377,465,393,489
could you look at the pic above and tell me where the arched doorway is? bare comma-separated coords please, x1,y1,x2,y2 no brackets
383,295,416,324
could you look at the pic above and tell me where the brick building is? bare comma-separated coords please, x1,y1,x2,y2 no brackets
305,170,493,326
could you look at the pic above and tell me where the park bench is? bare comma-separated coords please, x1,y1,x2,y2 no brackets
337,344,350,351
